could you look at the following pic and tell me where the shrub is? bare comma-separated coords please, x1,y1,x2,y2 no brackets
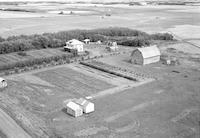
118,37,150,47
17,51,27,56
0,37,5,42
150,33,173,40
14,67,20,73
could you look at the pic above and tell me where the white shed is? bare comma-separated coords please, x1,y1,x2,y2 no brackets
75,98,94,114
66,101,83,117
0,78,7,88
83,39,90,44
131,45,161,65
64,39,84,52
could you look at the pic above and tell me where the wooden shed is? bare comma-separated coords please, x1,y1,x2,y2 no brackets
0,78,7,88
130,45,161,65
75,98,94,114
66,101,83,117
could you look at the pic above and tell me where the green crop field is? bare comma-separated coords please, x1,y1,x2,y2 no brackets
0,48,70,65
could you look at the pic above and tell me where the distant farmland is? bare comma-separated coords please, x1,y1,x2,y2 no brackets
0,3,200,39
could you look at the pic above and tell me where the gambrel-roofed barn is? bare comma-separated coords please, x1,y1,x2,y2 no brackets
130,45,161,65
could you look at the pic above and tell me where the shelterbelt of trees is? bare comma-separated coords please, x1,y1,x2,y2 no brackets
0,27,173,54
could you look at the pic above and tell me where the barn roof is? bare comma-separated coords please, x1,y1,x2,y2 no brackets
66,39,84,45
132,45,161,59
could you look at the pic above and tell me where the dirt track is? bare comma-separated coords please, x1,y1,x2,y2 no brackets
0,108,31,138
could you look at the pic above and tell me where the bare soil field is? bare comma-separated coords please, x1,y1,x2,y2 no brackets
0,4,200,39
0,64,117,137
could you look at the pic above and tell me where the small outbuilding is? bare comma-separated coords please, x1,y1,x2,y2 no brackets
96,40,102,44
139,2,148,6
64,39,84,53
75,98,94,114
65,101,83,117
106,45,119,52
0,78,7,88
83,39,90,44
106,41,118,52
130,45,161,65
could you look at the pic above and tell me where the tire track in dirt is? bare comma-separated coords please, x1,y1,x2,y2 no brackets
0,108,31,138
104,100,157,123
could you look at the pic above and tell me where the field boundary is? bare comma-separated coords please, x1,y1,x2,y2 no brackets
80,60,153,82
86,78,154,100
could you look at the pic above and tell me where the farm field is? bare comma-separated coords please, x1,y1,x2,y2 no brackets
0,40,200,137
0,4,200,39
0,1,200,138
0,48,72,72
1,64,119,137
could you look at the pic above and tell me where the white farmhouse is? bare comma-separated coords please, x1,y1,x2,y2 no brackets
0,77,7,88
66,101,83,117
64,39,84,53
130,45,161,65
75,98,94,114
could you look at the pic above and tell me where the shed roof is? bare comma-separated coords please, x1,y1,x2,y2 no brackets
83,39,90,41
132,45,161,59
66,101,81,110
75,98,90,107
66,39,84,45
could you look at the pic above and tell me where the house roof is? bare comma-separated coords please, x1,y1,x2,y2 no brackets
0,77,5,82
132,45,161,59
66,101,81,110
66,39,84,45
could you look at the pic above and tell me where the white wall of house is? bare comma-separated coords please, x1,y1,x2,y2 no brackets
74,44,84,52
